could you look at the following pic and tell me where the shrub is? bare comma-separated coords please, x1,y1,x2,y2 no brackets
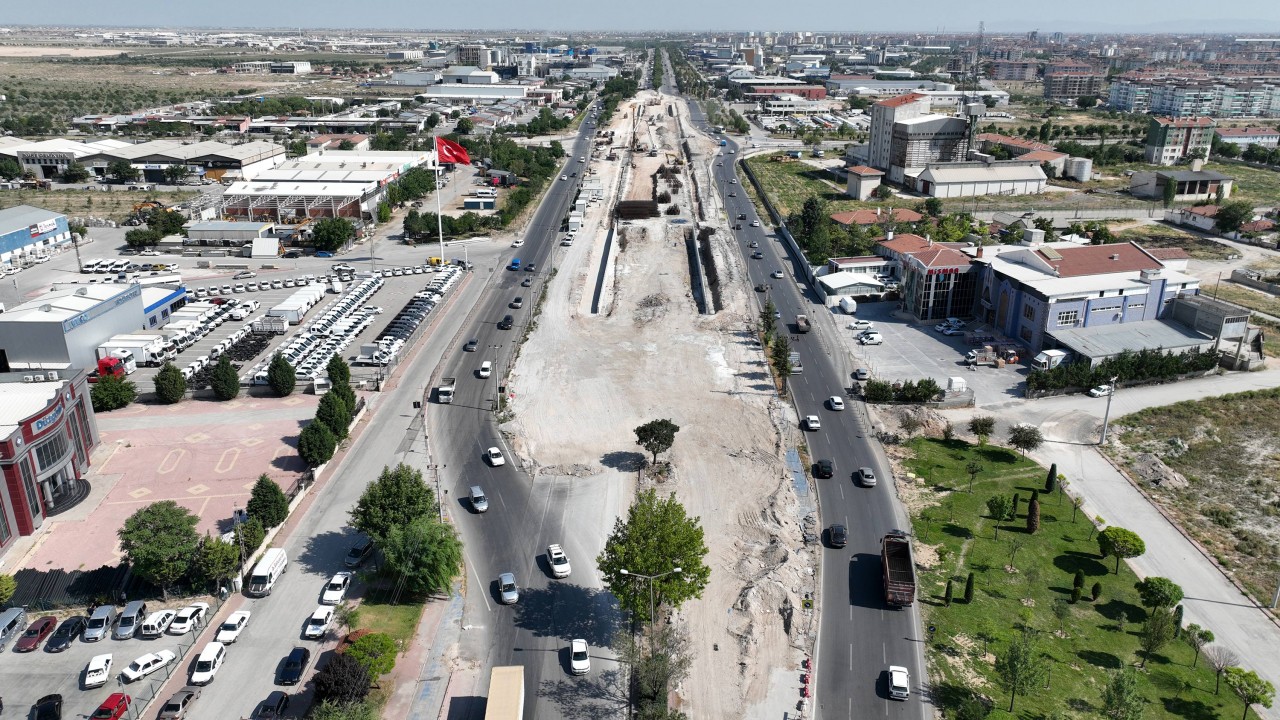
864,379,894,403
1071,586,1082,603
944,579,954,607
665,204,680,215
1027,491,1041,534
1091,581,1103,601
267,353,296,397
316,390,352,440
154,362,187,404
210,356,240,400
964,572,975,603
91,375,137,412
1073,570,1085,589
298,421,337,467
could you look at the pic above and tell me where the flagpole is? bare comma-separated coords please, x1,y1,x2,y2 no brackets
434,136,445,266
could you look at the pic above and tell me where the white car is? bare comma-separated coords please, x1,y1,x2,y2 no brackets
139,250,159,256
321,572,353,605
560,175,567,181
190,641,225,685
214,611,251,644
804,415,821,431
304,606,334,639
750,220,760,227
511,239,525,247
485,447,506,467
888,665,910,700
859,332,884,346
140,609,176,638
848,320,874,332
169,602,209,635
770,270,785,279
547,544,572,578
827,396,845,411
84,653,113,688
570,638,591,675
121,649,177,683
1088,384,1114,398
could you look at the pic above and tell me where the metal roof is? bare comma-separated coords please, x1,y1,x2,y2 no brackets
1049,319,1213,360
0,205,63,235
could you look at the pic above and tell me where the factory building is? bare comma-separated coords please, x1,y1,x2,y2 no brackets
0,284,145,372
0,205,72,267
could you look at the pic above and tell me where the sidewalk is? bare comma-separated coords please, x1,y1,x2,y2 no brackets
380,581,466,720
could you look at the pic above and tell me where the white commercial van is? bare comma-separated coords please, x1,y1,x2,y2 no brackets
474,187,497,198
246,548,288,597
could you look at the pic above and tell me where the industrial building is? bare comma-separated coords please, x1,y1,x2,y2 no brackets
0,205,72,267
0,284,146,371
13,138,131,181
1130,165,1234,201
0,370,100,552
1,137,287,183
909,160,1047,198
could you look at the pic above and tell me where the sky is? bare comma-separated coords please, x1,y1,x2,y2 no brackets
4,0,1279,33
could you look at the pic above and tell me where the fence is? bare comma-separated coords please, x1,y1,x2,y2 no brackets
1231,268,1280,297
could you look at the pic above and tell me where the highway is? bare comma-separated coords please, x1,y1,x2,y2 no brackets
685,97,930,720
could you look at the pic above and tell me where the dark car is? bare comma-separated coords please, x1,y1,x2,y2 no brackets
521,277,533,287
14,615,58,652
157,688,200,720
829,524,848,548
283,251,301,258
344,537,374,568
498,315,514,330
814,459,834,479
256,691,291,718
525,263,537,272
45,616,86,653
34,694,63,720
278,646,311,686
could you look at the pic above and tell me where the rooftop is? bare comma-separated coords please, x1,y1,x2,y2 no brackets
0,204,63,234
846,165,884,176
1,284,136,324
0,379,68,436
1035,242,1162,278
1049,318,1212,360
830,208,922,226
1216,127,1280,137
874,92,928,108
1152,116,1216,128
916,162,1046,184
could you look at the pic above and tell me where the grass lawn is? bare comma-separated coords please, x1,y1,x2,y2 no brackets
1099,161,1280,209
1113,223,1236,261
901,437,1256,720
356,600,424,644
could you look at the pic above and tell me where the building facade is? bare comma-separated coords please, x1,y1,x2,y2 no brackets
868,93,929,172
0,205,71,267
0,370,100,555
887,115,970,184
1043,61,1106,102
1215,126,1280,148
1108,76,1280,118
1144,116,1216,165
0,284,145,372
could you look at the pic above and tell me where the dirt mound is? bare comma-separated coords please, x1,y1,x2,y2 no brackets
1128,452,1189,489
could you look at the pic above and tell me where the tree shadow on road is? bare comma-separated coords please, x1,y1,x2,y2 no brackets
297,528,357,576
514,584,622,648
538,667,629,720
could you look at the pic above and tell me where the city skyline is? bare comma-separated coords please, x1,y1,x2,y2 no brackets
2,0,1279,34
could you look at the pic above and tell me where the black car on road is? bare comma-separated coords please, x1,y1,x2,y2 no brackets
828,524,848,548
814,459,834,479
278,646,311,686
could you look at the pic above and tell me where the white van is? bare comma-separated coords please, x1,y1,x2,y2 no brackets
246,548,288,597
191,641,226,685
474,187,497,198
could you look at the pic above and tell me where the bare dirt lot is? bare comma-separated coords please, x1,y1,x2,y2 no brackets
507,91,814,719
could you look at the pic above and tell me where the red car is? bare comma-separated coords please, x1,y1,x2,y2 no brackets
12,615,57,652
91,693,131,720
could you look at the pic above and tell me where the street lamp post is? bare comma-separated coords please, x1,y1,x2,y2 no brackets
1099,375,1120,444
620,567,682,630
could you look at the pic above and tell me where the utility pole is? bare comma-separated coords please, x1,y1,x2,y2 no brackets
1099,375,1120,444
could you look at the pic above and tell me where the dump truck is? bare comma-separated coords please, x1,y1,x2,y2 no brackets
484,666,524,720
795,314,811,333
881,531,916,607
437,377,457,404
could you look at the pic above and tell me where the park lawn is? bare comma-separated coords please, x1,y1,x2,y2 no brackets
1113,223,1236,261
356,600,423,644
902,437,1255,720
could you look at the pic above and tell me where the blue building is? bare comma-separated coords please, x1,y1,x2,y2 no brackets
0,205,70,267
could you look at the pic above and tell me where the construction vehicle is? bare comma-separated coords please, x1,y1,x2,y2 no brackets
881,531,916,607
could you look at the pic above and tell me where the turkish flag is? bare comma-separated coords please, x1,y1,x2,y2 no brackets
436,137,471,166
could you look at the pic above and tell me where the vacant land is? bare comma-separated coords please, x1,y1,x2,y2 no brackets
1114,222,1236,261
1108,389,1280,606
1205,281,1280,319
1097,161,1280,210
898,437,1254,720
0,188,198,223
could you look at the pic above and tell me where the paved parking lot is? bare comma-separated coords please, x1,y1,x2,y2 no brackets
829,300,1028,406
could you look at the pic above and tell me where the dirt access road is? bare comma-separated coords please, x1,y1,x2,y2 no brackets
505,89,815,719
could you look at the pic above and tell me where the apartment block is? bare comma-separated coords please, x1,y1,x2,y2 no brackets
1043,60,1106,101
1144,116,1216,165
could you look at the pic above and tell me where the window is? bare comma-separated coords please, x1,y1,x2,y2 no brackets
0,502,11,544
1056,310,1079,326
19,458,41,519
1022,304,1036,321
1020,327,1033,342
33,432,70,473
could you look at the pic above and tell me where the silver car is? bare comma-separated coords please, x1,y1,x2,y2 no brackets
498,573,519,604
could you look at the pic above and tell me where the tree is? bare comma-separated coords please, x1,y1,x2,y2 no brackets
316,389,353,440
1052,597,1072,630
944,579,954,606
332,383,357,420
1007,424,1044,455
381,515,463,596
1214,200,1255,235
1184,624,1214,667
90,374,137,412
312,700,379,720
312,217,355,252
124,228,163,248
456,118,474,134
1098,527,1146,574
964,572,975,603
194,535,242,592
1100,669,1144,720
1092,581,1103,601
107,159,138,183
1207,646,1240,695
247,474,290,528
635,419,681,465
338,139,356,151
965,461,983,493
298,420,337,467
233,517,265,557
969,416,995,444
162,164,189,186
0,156,21,180
326,355,352,386
0,573,15,604
1225,667,1275,720
1135,576,1184,609
1163,178,1178,208
344,632,398,677
986,495,1013,539
873,184,894,200
923,197,944,217
210,355,240,400
314,653,371,705
118,501,200,598
1076,95,1098,109
61,162,91,183
426,112,441,129
351,464,437,543
760,299,777,338
267,352,296,396
377,202,392,224
1139,607,1176,667
995,628,1048,712
1045,463,1058,493
597,489,711,624
1027,491,1041,533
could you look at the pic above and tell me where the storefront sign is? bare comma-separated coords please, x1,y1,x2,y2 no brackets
62,285,142,333
29,219,58,237
32,402,64,435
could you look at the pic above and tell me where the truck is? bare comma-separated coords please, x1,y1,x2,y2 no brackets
268,302,306,325
881,531,916,607
164,321,204,350
839,297,858,315
88,355,129,383
966,345,1020,368
788,351,802,374
251,316,287,336
437,377,457,404
795,314,811,333
92,346,138,375
98,336,169,368
1032,348,1069,371
484,666,524,720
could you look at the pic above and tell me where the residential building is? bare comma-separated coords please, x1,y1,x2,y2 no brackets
1215,126,1280,149
868,92,929,172
1130,166,1234,201
1108,75,1280,117
1043,60,1106,102
1144,116,1216,165
990,60,1039,81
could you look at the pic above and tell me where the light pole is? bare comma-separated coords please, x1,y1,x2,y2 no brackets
620,567,682,629
1099,375,1120,444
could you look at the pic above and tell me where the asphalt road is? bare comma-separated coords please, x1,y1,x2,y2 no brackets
687,104,929,720
426,113,628,720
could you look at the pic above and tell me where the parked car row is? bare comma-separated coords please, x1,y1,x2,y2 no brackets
194,274,317,299
247,276,384,384
371,266,462,352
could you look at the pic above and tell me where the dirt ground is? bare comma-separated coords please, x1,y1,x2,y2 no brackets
507,90,814,718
